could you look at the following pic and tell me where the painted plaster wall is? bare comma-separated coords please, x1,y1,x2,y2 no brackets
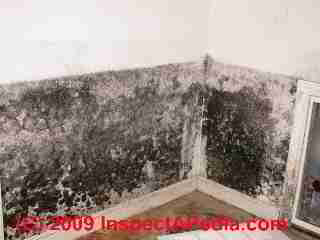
1,1,319,237
207,0,320,82
0,0,211,85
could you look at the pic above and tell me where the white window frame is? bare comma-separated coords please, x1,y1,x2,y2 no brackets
291,79,320,235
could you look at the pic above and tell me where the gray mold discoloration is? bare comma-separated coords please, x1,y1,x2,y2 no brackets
0,62,205,240
203,59,297,204
0,56,300,240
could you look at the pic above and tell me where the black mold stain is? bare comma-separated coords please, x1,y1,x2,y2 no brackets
204,86,273,196
0,66,200,239
289,81,297,96
0,60,296,239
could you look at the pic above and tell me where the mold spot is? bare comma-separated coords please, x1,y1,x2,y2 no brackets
205,87,273,196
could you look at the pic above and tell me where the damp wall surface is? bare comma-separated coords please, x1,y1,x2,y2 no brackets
0,56,298,239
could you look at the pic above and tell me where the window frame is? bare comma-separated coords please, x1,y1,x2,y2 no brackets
291,80,320,235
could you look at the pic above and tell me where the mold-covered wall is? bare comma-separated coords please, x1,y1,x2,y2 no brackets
0,61,204,240
203,59,297,205
0,56,299,240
